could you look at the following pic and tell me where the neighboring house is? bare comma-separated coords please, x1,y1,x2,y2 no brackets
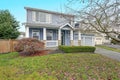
95,33,103,45
102,34,111,44
23,7,95,48
17,32,25,39
75,22,111,45
95,33,109,45
94,32,111,45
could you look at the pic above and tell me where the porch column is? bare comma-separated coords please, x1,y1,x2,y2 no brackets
43,28,46,40
58,29,61,45
43,28,46,48
70,30,73,46
92,35,95,46
78,31,81,45
25,26,29,38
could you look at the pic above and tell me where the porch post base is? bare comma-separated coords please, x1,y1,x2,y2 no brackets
70,40,74,46
43,40,46,48
58,40,61,46
78,40,81,46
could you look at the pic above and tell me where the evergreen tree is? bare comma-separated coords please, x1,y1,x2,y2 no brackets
0,10,20,39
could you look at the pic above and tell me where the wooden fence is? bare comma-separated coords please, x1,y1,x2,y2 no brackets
0,39,18,53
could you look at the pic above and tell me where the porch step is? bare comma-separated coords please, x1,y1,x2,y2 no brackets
45,47,58,50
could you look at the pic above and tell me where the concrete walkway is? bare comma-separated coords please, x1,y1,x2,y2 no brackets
95,47,120,61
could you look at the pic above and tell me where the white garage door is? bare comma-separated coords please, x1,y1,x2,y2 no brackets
81,34,95,46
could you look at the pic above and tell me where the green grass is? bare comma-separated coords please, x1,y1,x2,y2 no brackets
0,52,120,80
97,45,120,53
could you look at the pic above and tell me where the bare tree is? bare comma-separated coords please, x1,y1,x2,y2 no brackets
66,0,120,41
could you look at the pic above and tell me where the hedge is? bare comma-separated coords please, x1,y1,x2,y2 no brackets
59,45,96,53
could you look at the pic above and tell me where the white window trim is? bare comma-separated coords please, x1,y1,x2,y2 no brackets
32,30,40,40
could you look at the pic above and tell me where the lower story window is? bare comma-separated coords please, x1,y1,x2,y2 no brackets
32,30,40,40
74,31,78,40
47,30,53,40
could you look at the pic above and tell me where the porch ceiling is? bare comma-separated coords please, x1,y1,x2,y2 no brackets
23,22,59,28
23,22,74,30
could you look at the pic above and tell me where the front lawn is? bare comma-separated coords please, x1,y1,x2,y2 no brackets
0,52,120,80
97,45,120,53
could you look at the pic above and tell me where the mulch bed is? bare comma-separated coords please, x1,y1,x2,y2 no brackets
19,50,53,57
30,50,52,56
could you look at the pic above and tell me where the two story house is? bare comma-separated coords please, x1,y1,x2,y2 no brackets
23,7,95,47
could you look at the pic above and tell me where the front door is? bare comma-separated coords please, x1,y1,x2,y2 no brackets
61,30,70,46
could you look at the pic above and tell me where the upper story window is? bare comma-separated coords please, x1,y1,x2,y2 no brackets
32,11,51,23
105,36,109,40
32,11,36,22
96,38,101,40
75,23,79,28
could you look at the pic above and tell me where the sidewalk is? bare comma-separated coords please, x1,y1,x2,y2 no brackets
95,47,120,61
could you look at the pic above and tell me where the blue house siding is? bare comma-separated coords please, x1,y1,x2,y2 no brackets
26,10,73,26
51,14,69,25
29,28,43,40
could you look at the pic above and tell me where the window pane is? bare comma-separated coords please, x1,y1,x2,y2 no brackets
32,11,36,21
33,36,39,39
46,13,51,23
32,31,40,40
39,12,46,22
47,30,53,40
36,12,39,21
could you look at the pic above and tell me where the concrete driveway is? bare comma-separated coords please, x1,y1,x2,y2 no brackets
104,44,120,49
95,47,120,61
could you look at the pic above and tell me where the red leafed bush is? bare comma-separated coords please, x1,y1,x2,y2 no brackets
14,38,45,56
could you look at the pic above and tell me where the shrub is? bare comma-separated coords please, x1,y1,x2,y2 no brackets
111,39,120,44
14,38,45,56
59,45,96,53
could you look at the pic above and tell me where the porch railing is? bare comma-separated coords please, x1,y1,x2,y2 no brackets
46,40,58,47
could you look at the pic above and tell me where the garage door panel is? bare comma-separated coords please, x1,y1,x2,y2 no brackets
81,35,95,46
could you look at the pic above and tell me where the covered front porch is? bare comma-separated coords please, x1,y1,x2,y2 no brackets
27,23,81,48
43,23,81,47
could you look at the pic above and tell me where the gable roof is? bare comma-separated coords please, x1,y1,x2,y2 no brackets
60,23,74,30
24,7,75,17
